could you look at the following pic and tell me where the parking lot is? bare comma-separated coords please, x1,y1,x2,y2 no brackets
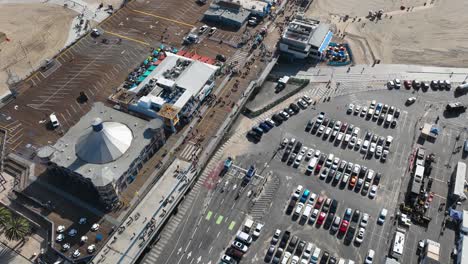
227,77,468,263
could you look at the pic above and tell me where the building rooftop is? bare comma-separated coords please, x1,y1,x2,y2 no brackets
49,102,163,187
131,53,218,110
281,16,331,51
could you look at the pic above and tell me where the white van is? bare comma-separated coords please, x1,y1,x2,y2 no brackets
306,158,318,174
310,247,321,264
385,114,393,126
50,113,60,128
302,204,313,221
236,231,252,245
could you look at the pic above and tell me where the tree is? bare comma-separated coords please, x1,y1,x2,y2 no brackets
0,207,11,225
3,215,30,241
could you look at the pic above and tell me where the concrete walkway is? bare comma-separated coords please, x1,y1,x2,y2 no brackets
93,159,194,264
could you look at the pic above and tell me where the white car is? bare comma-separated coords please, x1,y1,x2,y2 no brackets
291,256,299,264
336,132,344,142
370,100,376,109
394,79,401,88
309,209,319,224
324,127,332,137
352,164,361,175
208,27,217,36
332,157,340,169
406,97,416,104
302,242,314,260
295,202,304,215
282,252,292,264
349,136,356,148
232,241,248,253
354,105,361,114
355,138,362,150
347,104,355,114
365,249,375,264
198,25,209,34
381,149,389,162
369,185,378,199
271,229,281,244
306,149,314,160
314,150,321,158
352,127,360,136
308,193,317,205
72,249,81,258
302,95,313,105
375,146,383,157
294,154,303,167
334,121,342,131
369,142,376,154
387,81,395,89
378,209,388,224
360,106,368,117
253,223,264,237
355,227,365,244
281,137,289,147
300,146,308,155
360,213,369,227
292,185,303,199
317,125,325,135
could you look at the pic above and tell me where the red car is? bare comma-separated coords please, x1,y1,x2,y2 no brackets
349,175,357,188
339,220,349,234
403,80,411,89
314,164,322,174
315,196,325,209
340,123,348,132
317,212,327,225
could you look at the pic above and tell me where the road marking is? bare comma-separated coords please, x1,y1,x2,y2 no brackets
104,30,150,46
216,215,224,224
129,8,194,28
205,211,212,220
228,221,236,230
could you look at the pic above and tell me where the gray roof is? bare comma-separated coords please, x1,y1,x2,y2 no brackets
308,23,330,49
204,6,250,25
50,102,161,187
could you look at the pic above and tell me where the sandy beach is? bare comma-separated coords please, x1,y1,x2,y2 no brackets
307,0,468,67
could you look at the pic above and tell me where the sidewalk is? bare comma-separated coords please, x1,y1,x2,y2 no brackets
93,159,194,264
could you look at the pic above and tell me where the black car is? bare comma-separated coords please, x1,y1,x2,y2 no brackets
295,240,306,256
364,132,371,141
324,213,335,229
351,210,360,223
318,154,326,165
279,231,290,249
344,226,356,244
328,119,335,128
293,142,302,154
329,199,338,214
359,166,368,178
287,154,296,166
290,103,300,113
272,114,283,124
305,120,314,132
391,120,397,128
322,118,330,127
311,123,320,134
373,172,382,185
286,236,298,253
265,245,275,262
394,109,401,118
247,131,261,141
286,200,296,215
320,251,330,264
272,248,283,264
281,150,291,162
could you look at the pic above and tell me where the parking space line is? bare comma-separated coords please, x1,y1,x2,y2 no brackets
128,8,194,28
70,104,77,113
104,30,150,46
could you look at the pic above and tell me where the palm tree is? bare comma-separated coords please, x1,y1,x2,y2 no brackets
3,215,30,241
0,207,11,225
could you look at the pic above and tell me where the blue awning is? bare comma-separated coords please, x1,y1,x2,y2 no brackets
319,31,333,53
